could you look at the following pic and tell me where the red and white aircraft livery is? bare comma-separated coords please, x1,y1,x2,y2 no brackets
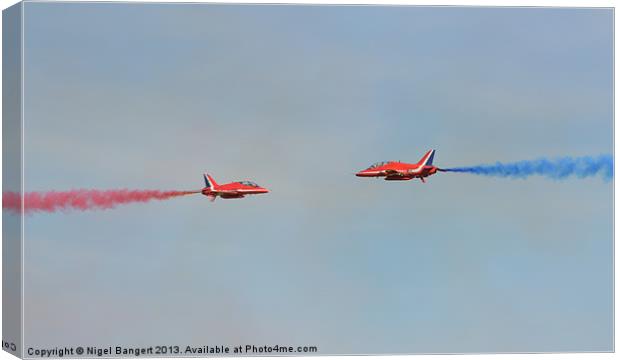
355,150,443,183
201,173,269,202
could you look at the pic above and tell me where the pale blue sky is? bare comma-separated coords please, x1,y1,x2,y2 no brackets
15,3,613,353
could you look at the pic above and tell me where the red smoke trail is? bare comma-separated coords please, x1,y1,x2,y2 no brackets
3,189,200,214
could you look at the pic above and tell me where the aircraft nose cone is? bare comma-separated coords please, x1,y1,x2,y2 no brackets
260,188,269,193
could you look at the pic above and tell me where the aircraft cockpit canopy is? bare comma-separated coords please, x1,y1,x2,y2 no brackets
239,181,260,187
367,161,392,169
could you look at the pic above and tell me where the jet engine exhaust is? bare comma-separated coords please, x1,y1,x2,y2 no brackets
439,155,612,181
3,189,201,214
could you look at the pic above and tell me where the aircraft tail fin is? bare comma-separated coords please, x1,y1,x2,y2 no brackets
204,173,219,190
417,150,436,166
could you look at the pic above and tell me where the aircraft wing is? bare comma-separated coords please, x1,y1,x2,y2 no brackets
215,190,242,195
384,169,407,176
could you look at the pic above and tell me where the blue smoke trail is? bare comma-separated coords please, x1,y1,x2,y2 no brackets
441,154,613,181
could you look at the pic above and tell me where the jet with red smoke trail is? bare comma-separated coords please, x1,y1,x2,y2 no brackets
355,149,444,183
202,173,269,202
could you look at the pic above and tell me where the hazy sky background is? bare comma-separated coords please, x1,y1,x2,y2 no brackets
16,3,612,354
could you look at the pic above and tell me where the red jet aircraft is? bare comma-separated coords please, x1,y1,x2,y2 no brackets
355,150,444,183
201,173,269,202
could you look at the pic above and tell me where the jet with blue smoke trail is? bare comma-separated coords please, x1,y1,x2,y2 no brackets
439,154,612,181
356,150,439,183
